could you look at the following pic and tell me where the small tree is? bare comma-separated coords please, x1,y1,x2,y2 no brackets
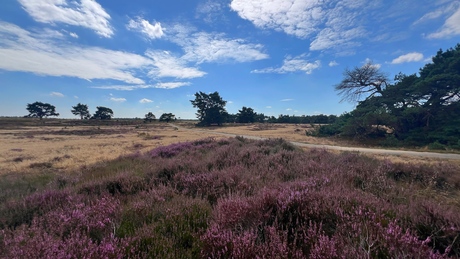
236,106,256,123
190,91,227,126
144,112,156,123
335,62,389,103
92,106,113,120
26,101,59,119
159,113,175,122
71,103,90,119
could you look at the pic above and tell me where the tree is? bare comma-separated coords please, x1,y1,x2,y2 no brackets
335,61,389,103
71,103,90,119
144,112,156,123
92,106,113,120
26,101,59,119
159,113,175,122
236,106,256,123
190,91,227,126
322,44,460,148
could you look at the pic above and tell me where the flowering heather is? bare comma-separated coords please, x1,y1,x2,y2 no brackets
1,137,459,257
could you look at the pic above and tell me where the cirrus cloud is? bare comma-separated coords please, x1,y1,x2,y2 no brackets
0,22,153,84
230,0,369,51
252,55,320,74
168,24,268,64
427,6,460,39
18,0,113,37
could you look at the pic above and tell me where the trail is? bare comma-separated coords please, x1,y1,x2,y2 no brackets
169,123,460,160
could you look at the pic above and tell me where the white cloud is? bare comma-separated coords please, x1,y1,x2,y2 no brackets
414,1,460,25
329,60,339,67
427,6,460,39
139,98,153,103
127,17,164,39
196,0,225,23
74,96,79,99
363,58,381,69
168,25,268,63
92,85,151,90
391,52,424,64
230,0,368,51
50,91,64,97
0,22,152,84
310,27,365,51
266,106,272,108
18,0,113,37
155,82,191,89
69,32,78,38
281,99,294,102
110,97,126,102
146,50,206,79
252,55,320,74
92,81,191,90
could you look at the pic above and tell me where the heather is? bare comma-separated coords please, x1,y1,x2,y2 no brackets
1,137,459,258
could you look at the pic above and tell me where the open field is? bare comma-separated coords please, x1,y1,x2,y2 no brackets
1,118,460,257
2,119,459,176
1,131,459,257
0,120,213,175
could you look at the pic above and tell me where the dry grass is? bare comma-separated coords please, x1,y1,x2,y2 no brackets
1,120,458,175
0,122,218,175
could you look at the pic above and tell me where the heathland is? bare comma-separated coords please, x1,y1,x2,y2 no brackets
1,118,459,258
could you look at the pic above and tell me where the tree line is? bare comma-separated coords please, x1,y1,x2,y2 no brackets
24,98,336,125
189,91,336,126
315,43,460,149
25,102,177,122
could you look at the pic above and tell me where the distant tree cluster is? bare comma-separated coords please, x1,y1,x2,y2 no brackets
25,101,178,124
317,43,460,149
26,102,114,120
190,92,337,126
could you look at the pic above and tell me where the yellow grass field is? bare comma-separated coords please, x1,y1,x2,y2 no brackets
0,119,456,175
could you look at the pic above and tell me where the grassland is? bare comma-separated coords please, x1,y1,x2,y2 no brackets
1,118,459,258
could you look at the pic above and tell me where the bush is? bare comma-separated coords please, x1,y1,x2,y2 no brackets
1,137,459,257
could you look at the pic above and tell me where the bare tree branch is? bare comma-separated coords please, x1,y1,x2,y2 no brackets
335,62,389,103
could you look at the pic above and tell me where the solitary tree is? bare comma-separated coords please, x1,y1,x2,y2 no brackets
26,102,59,119
190,91,227,126
92,106,113,120
237,106,256,123
71,103,90,119
144,112,156,123
335,62,389,103
159,113,175,122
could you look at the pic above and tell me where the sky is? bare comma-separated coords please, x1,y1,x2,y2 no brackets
1,0,459,119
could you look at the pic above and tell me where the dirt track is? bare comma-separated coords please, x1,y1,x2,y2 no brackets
169,123,460,160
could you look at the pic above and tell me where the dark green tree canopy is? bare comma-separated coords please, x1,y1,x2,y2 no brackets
159,113,175,122
190,91,227,126
71,103,90,119
26,101,59,119
92,106,113,120
237,106,256,123
144,112,156,123
320,43,460,148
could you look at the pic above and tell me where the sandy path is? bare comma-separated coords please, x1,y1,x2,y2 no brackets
169,123,460,160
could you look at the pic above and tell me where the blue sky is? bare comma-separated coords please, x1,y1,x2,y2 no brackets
1,0,459,119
